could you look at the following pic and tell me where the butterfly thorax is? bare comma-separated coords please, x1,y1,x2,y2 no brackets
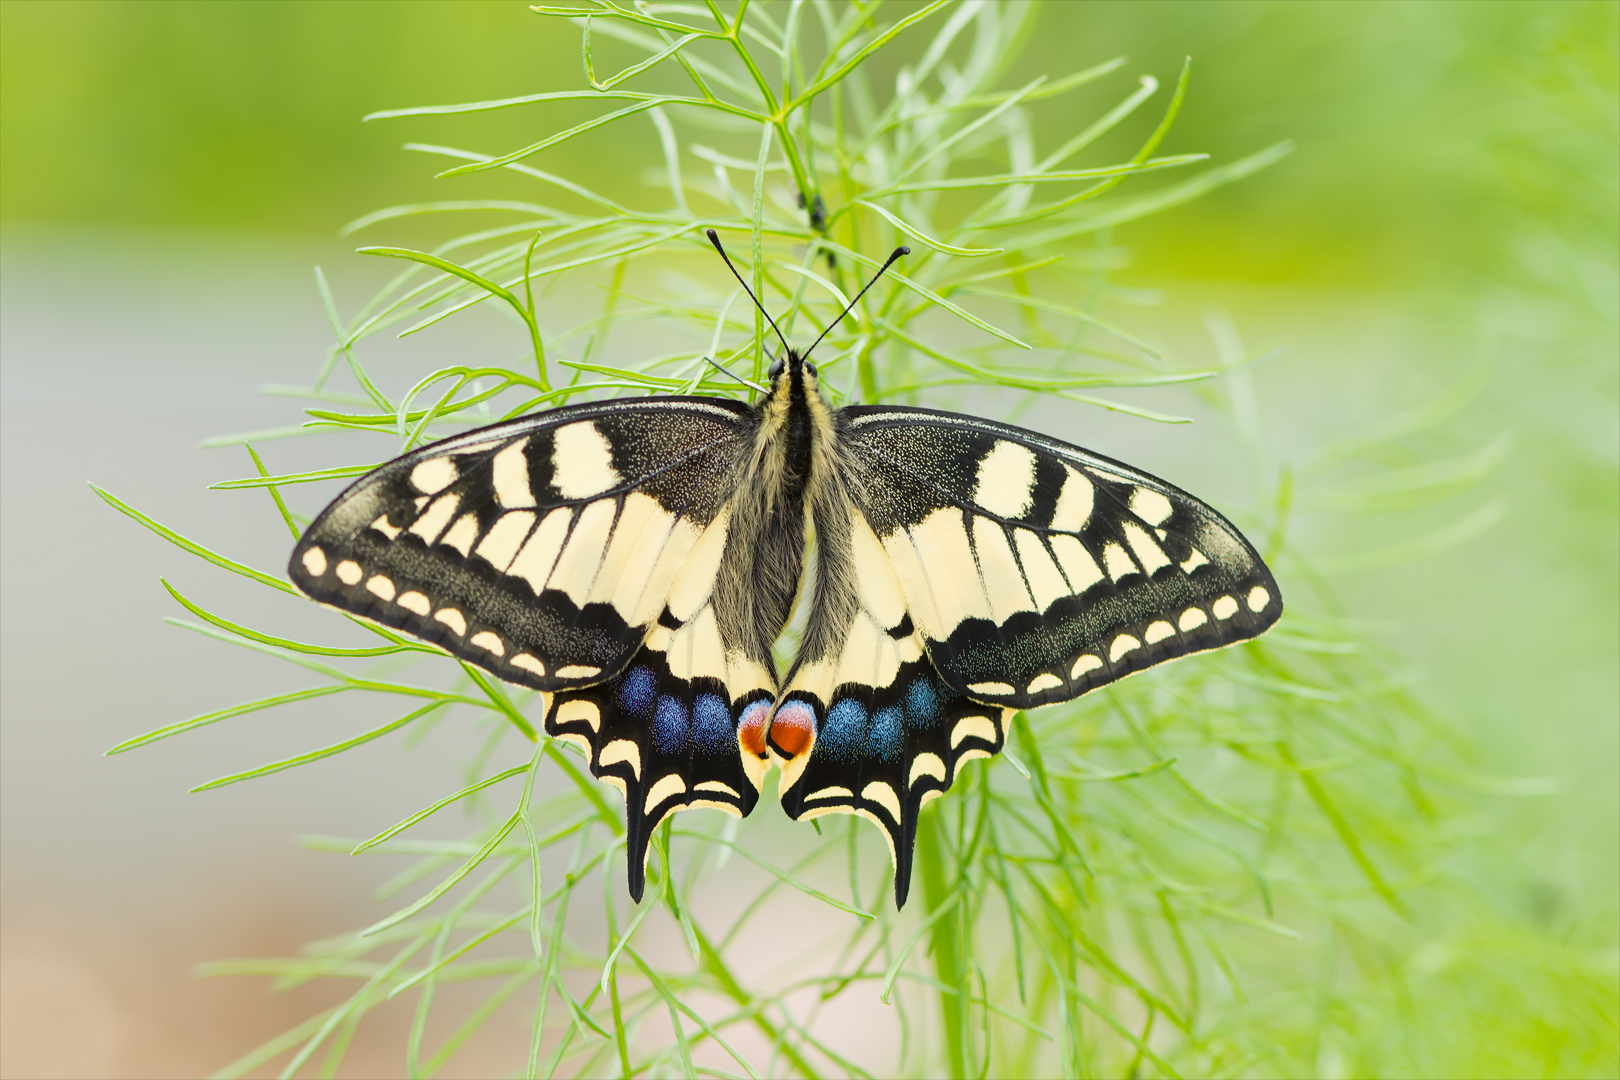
710,353,847,678
744,351,832,505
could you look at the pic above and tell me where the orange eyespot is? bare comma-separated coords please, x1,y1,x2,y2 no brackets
768,701,816,758
737,700,771,759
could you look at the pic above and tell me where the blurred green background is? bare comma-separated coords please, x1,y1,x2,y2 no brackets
5,0,1613,286
1,1,1614,1076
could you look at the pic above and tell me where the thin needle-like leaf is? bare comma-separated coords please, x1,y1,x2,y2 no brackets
434,100,674,178
857,201,1003,257
824,243,1029,349
880,884,964,1005
587,23,706,92
786,0,953,110
867,155,1207,199
244,444,300,540
159,579,425,659
362,798,531,936
353,766,529,854
107,686,350,755
90,485,294,594
212,463,377,490
192,701,446,791
358,246,548,386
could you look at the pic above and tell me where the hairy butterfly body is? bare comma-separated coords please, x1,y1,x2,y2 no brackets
290,237,1281,906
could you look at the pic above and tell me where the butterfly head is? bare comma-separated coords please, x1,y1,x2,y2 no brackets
764,349,818,399
755,348,831,444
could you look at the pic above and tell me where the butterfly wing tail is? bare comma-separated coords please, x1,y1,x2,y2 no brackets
546,642,766,902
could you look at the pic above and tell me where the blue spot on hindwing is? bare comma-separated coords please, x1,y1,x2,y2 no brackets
817,698,867,762
691,693,732,756
653,694,689,754
617,665,656,719
904,676,941,729
868,706,903,762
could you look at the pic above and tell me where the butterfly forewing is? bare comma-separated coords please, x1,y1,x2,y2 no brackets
290,397,750,691
843,406,1281,706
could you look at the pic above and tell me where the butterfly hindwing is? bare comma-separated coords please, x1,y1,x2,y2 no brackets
775,656,1010,907
842,406,1282,707
289,397,750,692
768,510,1007,905
553,527,784,900
545,626,773,901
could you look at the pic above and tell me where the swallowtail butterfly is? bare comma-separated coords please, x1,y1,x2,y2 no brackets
290,232,1281,907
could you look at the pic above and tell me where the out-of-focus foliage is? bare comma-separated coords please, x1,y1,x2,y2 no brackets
2,1,1611,285
0,1,581,234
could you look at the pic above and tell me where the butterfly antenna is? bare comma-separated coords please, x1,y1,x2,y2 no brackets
803,245,910,361
705,229,792,359
704,355,769,394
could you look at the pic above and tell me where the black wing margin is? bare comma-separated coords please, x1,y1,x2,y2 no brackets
842,404,1282,709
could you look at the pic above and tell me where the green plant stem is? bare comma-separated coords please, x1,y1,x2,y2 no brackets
919,809,965,1079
